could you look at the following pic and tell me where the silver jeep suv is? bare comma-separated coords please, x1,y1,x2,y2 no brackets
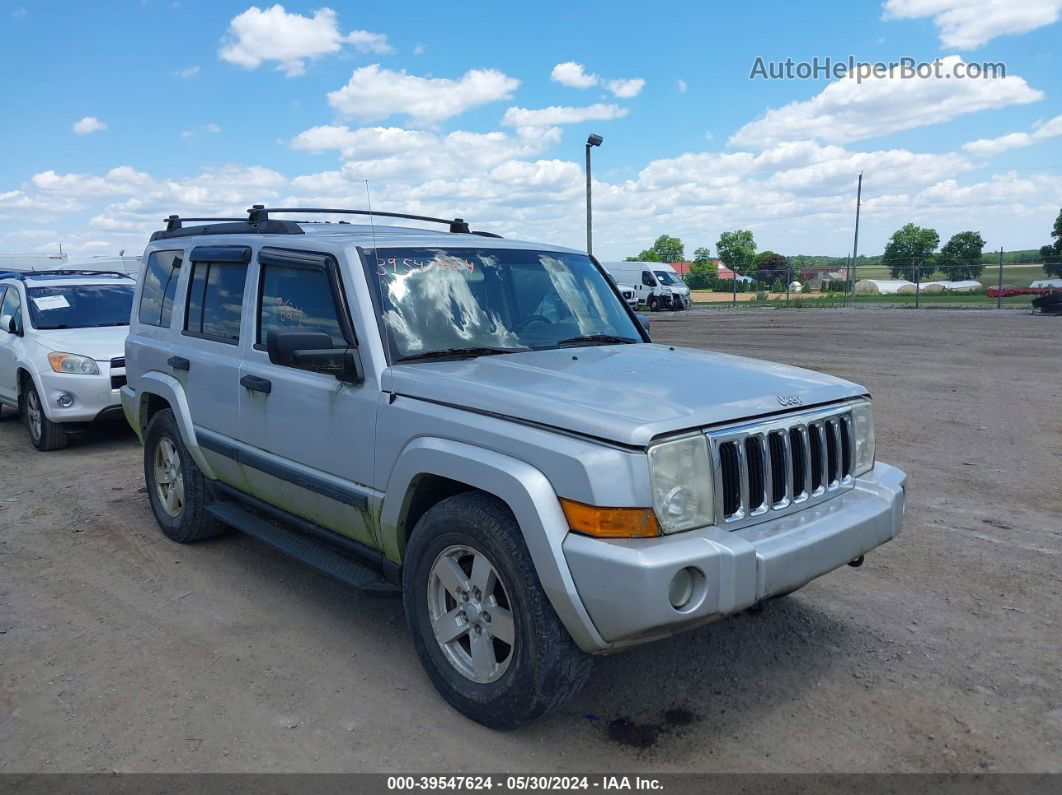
122,207,906,728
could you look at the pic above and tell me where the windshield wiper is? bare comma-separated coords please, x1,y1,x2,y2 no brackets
397,345,530,363
556,334,638,348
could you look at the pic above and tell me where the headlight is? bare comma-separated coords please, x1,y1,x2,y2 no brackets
851,401,876,476
47,352,100,375
647,434,715,533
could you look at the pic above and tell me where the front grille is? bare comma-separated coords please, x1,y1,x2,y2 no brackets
111,374,127,390
110,356,125,368
710,404,856,528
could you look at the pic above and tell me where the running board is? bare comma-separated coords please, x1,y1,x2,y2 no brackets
206,501,400,597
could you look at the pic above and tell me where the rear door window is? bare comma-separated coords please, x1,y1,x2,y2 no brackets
185,261,248,343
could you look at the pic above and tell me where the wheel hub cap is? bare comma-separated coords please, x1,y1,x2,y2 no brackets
153,437,185,518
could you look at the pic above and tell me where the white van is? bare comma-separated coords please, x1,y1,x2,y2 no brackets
602,261,690,310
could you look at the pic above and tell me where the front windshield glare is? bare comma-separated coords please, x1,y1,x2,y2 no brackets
371,248,640,360
27,285,134,330
654,270,679,286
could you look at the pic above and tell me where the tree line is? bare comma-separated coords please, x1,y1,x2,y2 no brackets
623,207,1062,286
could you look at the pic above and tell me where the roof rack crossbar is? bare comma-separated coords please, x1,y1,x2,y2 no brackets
246,207,472,234
164,215,246,231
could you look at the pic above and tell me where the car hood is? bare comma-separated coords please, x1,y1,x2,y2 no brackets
389,343,866,447
32,326,128,361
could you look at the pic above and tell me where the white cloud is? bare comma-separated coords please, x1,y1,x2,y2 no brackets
551,62,598,89
175,65,200,79
219,4,392,77
501,103,628,127
72,116,106,135
882,0,1062,49
963,114,1062,155
677,79,688,93
551,62,644,97
205,122,222,133
730,55,1043,148
605,78,645,98
328,65,519,124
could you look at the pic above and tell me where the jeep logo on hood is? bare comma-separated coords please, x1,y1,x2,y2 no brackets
777,394,802,407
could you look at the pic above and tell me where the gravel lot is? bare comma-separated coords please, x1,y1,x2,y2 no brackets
1,309,1059,773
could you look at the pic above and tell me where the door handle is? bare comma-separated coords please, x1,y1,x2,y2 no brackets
168,356,190,371
240,375,272,394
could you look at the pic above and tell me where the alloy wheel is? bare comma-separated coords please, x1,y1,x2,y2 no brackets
427,544,515,684
153,437,185,518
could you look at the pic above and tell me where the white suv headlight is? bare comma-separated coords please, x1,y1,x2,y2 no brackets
647,434,715,533
47,352,100,375
851,401,876,476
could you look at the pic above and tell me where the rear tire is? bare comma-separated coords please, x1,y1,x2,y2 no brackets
403,492,592,729
24,382,68,451
144,408,226,543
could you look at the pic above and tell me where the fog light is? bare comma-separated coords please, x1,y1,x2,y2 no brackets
56,393,74,408
668,568,695,609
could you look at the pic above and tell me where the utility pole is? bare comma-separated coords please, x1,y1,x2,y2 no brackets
585,133,603,256
849,171,862,307
997,246,1004,309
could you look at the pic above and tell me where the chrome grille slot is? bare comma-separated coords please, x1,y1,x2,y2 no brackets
719,442,741,518
768,430,788,506
825,419,839,486
708,404,859,531
809,423,824,493
744,436,767,514
840,415,853,478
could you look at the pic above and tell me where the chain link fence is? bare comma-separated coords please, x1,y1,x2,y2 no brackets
686,257,1061,311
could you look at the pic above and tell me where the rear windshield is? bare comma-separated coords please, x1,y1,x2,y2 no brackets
27,285,134,330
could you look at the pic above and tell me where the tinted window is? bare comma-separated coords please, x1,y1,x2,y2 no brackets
1,287,23,334
185,261,247,343
139,250,183,327
258,264,348,349
28,285,134,330
641,271,657,287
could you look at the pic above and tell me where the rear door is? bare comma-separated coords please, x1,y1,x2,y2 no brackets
237,247,378,547
170,245,252,488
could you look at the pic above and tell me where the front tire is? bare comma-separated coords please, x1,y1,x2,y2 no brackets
647,295,659,312
403,492,592,729
144,409,226,543
24,382,67,451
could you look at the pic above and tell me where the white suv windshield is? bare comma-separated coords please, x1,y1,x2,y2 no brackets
370,247,640,361
27,285,134,330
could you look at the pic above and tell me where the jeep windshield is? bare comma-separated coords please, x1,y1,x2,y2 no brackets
27,285,135,330
369,247,641,362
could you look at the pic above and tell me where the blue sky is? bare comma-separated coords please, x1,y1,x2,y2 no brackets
1,0,1060,261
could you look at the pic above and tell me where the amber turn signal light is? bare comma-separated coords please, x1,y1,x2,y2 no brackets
560,499,661,538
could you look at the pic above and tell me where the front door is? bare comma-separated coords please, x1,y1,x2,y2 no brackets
237,247,378,548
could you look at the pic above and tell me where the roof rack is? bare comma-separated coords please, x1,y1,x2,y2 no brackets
0,269,134,281
151,205,498,241
247,206,473,234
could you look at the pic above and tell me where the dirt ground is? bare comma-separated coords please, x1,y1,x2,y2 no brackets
1,309,1059,773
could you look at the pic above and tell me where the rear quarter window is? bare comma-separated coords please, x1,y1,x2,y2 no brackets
139,250,183,327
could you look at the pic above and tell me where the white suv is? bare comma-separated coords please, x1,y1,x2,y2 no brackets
0,270,135,450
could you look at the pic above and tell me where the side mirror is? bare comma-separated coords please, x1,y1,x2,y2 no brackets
0,314,15,334
636,313,651,336
267,329,364,384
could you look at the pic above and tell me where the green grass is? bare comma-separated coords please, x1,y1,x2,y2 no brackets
694,292,1034,310
850,263,1050,286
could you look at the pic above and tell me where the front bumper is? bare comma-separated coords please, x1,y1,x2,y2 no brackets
34,367,124,424
563,461,906,649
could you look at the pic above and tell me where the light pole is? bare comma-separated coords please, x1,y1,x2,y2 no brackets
585,133,603,256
